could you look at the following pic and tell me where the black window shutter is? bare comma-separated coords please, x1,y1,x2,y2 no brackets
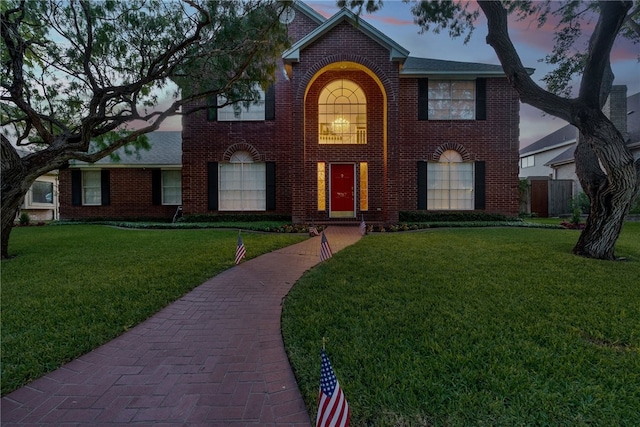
101,169,111,206
476,78,487,121
418,79,429,121
208,162,218,211
474,161,486,210
264,85,275,121
207,96,217,121
417,161,427,210
71,170,82,206
265,162,276,210
152,169,162,205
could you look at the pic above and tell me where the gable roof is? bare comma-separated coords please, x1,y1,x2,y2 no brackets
71,131,182,168
523,91,640,161
520,124,578,156
283,7,410,63
543,92,640,167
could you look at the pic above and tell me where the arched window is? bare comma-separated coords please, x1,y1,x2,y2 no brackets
318,79,366,144
219,151,266,211
427,150,474,210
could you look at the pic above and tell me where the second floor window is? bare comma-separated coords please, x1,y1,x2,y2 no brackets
318,79,367,144
428,80,476,120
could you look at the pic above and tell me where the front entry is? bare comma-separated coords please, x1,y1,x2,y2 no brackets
330,163,355,218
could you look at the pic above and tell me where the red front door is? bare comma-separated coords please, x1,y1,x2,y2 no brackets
330,164,355,218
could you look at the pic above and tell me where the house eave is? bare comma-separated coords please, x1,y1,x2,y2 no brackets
519,139,576,157
69,163,181,169
399,70,508,78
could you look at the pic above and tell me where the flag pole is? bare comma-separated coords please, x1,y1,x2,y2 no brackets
322,336,326,350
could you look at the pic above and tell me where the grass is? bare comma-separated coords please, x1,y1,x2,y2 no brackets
0,225,305,395
282,223,640,426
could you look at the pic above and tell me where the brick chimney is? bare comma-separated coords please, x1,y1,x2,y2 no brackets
603,85,628,140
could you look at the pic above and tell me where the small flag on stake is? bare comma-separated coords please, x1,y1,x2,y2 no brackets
320,232,332,261
235,232,246,264
316,343,350,427
359,216,366,236
309,224,320,236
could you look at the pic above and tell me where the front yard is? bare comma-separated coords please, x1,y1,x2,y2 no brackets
2,222,638,425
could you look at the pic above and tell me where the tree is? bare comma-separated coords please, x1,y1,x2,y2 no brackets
1,0,290,259
340,0,640,260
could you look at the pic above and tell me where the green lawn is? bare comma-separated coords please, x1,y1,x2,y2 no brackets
282,223,640,426
0,225,305,395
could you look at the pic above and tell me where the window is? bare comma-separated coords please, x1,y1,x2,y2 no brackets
82,170,102,205
359,162,368,211
219,151,266,211
520,155,534,168
427,150,474,210
162,170,181,205
217,87,266,121
31,181,54,204
318,80,367,144
317,162,326,211
428,80,476,120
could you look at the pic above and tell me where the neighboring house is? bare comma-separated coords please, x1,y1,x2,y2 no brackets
58,131,182,221
519,87,639,216
17,151,59,222
178,2,524,225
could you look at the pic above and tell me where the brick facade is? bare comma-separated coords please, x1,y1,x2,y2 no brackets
59,168,179,220
59,4,520,223
182,5,520,224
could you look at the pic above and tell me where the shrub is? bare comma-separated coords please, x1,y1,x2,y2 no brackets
18,212,30,226
181,213,291,223
399,211,516,222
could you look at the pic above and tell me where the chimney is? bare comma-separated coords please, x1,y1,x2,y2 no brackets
603,85,628,140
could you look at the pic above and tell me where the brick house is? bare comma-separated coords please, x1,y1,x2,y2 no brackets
60,2,522,223
181,3,521,224
59,131,182,221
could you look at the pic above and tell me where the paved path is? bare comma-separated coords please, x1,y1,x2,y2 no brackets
2,226,362,426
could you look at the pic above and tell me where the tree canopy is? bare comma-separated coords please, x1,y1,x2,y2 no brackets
1,0,290,258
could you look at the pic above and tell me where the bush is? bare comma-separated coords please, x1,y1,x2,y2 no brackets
399,211,516,222
570,192,590,215
180,213,291,223
18,212,30,226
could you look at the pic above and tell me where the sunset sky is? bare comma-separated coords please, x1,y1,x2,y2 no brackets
306,0,640,149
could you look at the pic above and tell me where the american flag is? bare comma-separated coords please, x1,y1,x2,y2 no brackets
359,217,366,236
235,233,246,264
320,232,332,261
309,225,320,236
316,348,350,427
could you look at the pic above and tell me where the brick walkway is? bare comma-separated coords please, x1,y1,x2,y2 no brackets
1,226,362,426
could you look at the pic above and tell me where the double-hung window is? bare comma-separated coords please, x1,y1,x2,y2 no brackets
208,84,275,122
428,80,476,120
418,78,486,120
219,151,266,211
162,170,182,205
82,170,102,205
427,150,474,210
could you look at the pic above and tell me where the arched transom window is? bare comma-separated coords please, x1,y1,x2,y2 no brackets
427,150,474,210
318,79,367,144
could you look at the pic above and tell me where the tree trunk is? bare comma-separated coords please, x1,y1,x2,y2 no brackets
573,115,638,260
1,135,34,259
